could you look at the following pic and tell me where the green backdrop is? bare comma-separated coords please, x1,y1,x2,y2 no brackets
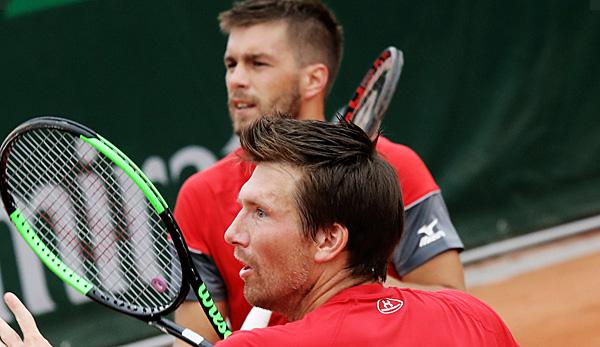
1,0,599,345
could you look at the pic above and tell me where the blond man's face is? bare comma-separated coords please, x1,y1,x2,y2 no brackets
224,21,303,134
224,162,315,312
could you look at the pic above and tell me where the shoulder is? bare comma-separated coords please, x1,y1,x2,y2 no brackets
174,149,250,231
394,288,517,344
375,136,418,159
432,289,500,315
406,288,508,326
178,149,252,199
375,137,440,205
375,137,432,177
433,290,517,342
181,149,247,187
217,323,319,347
218,300,347,346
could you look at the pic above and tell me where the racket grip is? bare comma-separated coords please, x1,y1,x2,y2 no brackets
150,318,214,347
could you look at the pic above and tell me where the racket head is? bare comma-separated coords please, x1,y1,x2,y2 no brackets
0,116,188,320
343,47,404,139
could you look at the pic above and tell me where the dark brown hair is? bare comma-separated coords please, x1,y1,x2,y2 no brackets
239,117,404,282
219,0,343,93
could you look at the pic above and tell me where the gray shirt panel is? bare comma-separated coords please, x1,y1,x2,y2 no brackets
185,252,227,302
392,192,464,276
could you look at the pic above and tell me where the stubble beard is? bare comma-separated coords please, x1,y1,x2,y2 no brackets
230,83,302,136
243,246,311,318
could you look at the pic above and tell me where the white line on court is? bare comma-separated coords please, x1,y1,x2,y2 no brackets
465,229,600,287
461,214,600,264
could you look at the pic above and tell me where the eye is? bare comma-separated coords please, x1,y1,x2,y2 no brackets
255,208,266,219
224,59,237,69
252,60,268,67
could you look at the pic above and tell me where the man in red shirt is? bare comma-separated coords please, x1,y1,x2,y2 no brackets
0,118,516,347
175,0,465,343
220,118,515,346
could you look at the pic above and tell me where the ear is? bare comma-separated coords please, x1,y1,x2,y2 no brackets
313,223,348,263
300,63,329,100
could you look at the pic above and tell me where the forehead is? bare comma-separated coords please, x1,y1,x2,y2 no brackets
225,21,293,58
239,162,301,206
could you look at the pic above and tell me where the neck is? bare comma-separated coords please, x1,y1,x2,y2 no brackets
281,268,374,322
296,94,326,121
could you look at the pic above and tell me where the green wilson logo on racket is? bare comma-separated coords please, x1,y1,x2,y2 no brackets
198,283,231,336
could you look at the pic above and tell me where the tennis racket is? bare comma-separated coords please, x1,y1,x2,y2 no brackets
242,46,406,331
0,117,230,347
337,46,404,140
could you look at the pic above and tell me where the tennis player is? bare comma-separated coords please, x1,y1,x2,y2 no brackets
175,0,465,343
0,118,516,347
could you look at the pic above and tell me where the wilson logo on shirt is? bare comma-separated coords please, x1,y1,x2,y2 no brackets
377,298,404,314
417,218,446,248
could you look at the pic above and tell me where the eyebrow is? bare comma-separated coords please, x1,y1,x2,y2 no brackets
224,52,274,63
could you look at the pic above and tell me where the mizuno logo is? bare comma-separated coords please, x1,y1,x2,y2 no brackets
377,298,404,314
417,218,446,248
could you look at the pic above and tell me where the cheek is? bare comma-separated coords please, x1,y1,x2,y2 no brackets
256,234,306,267
271,239,312,273
225,72,236,90
260,73,298,98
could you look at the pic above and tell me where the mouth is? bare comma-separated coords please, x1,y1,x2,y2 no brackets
240,264,252,277
236,102,256,110
235,252,255,280
231,100,257,112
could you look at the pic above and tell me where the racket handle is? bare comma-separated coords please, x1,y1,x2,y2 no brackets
150,318,214,347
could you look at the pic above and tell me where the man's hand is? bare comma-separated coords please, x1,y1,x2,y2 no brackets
0,293,52,347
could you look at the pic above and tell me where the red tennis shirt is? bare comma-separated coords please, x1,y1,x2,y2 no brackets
216,283,518,346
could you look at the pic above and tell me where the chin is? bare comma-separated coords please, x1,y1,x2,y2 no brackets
233,118,258,134
244,287,269,308
232,122,246,135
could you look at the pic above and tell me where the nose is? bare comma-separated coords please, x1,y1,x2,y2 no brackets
226,64,249,91
224,209,249,247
